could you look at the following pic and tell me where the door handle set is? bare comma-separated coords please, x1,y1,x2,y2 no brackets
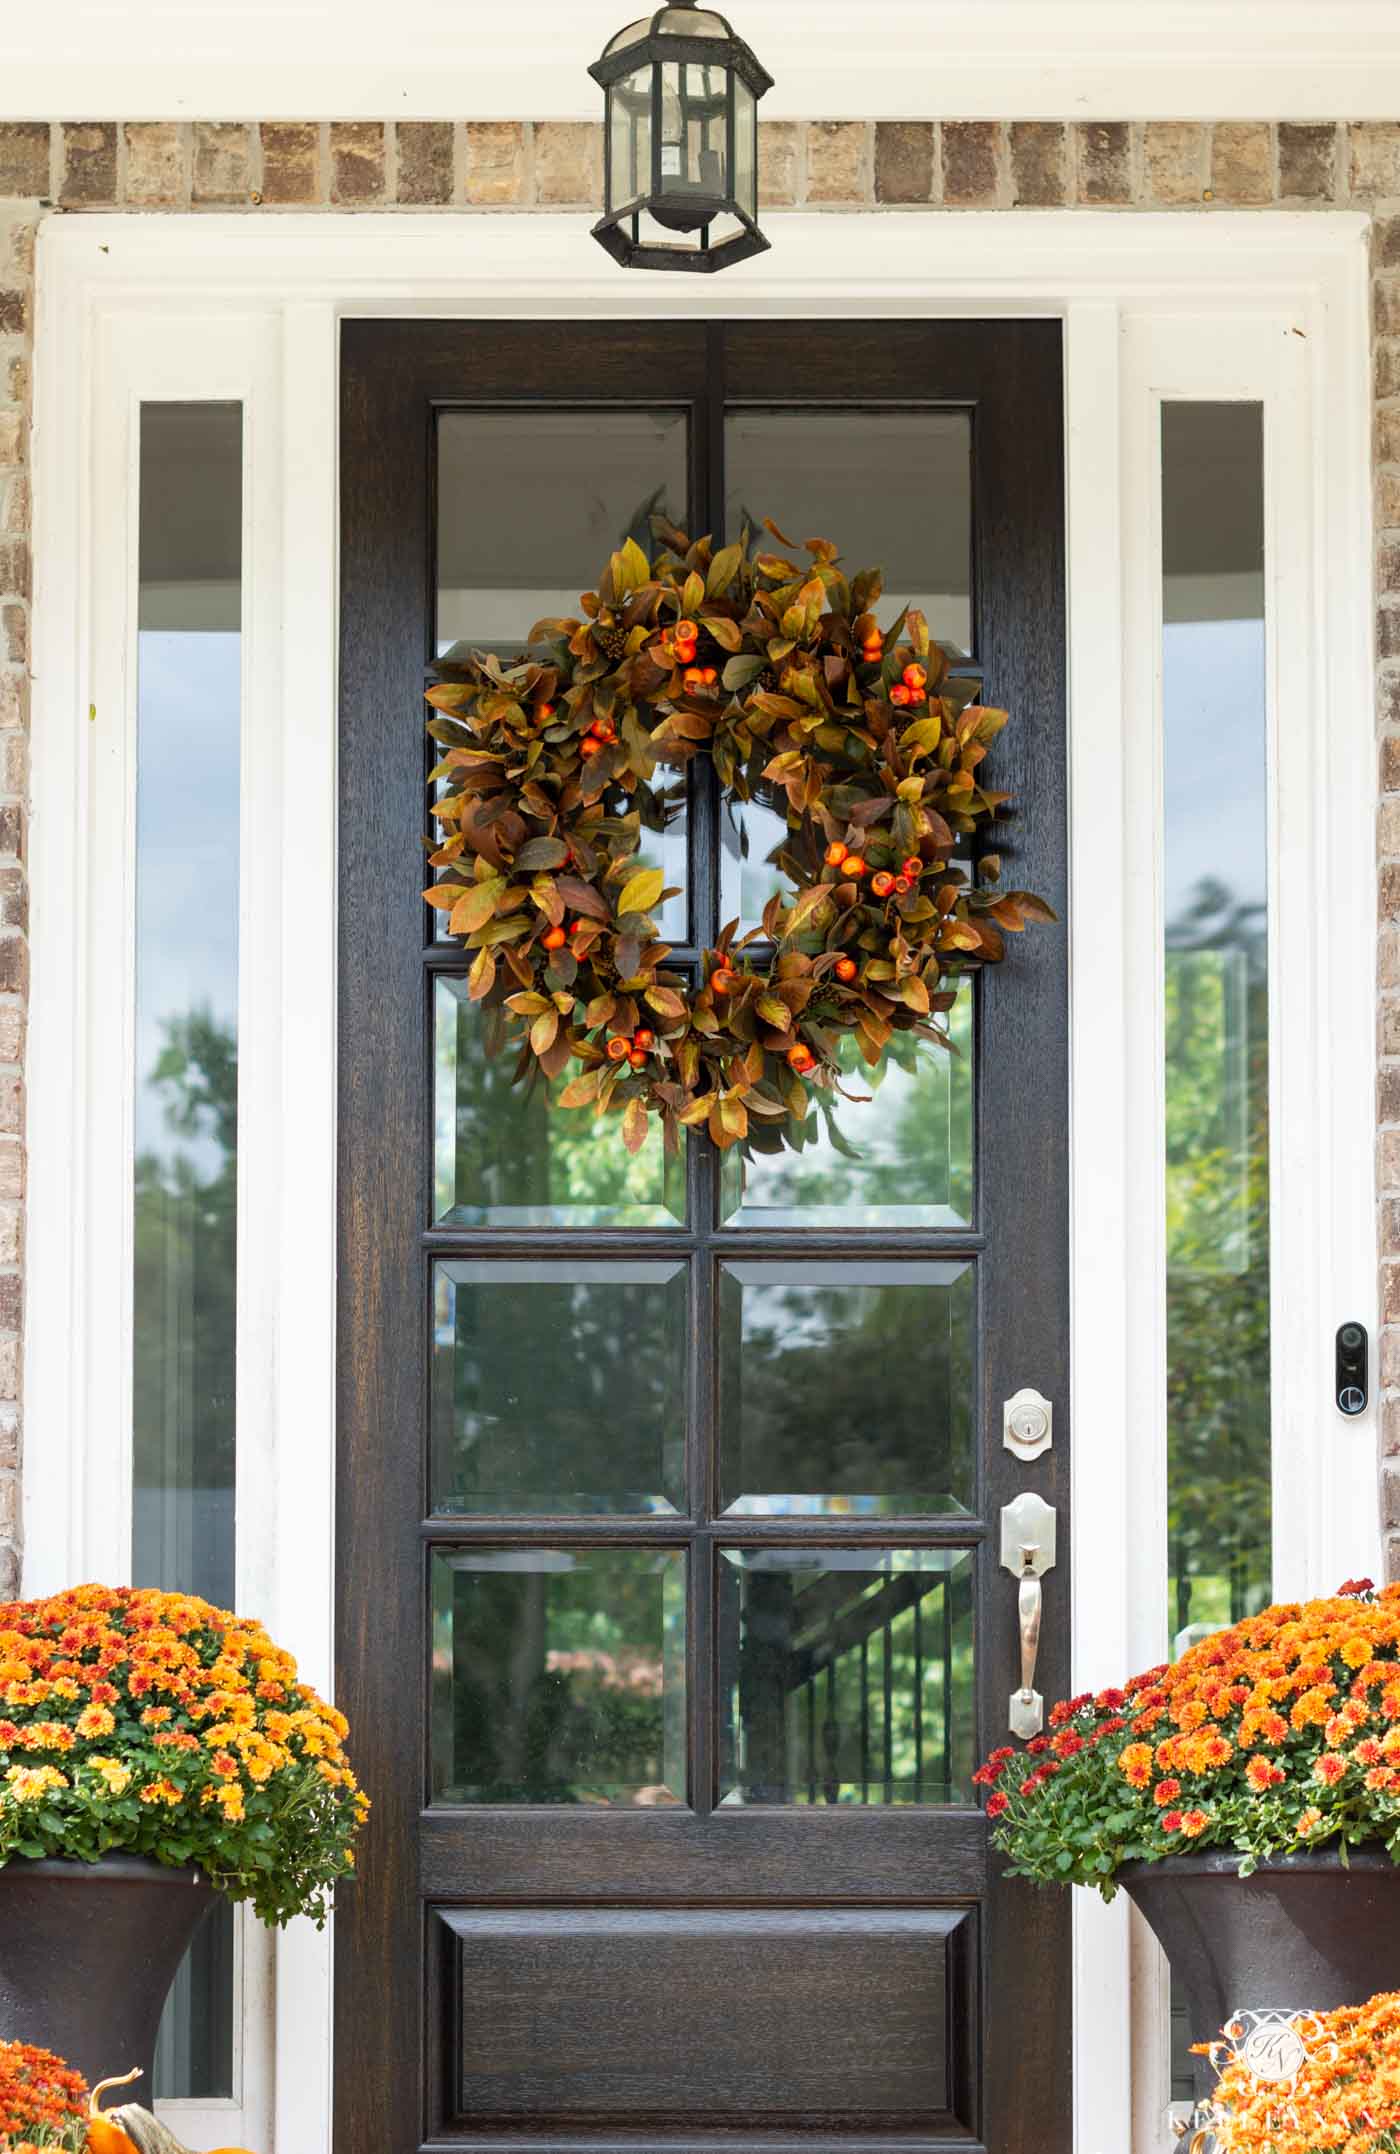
999,1406,1057,1741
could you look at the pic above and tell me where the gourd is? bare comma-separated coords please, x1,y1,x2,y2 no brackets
88,2068,257,2154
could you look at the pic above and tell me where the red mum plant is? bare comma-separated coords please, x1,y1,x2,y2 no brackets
977,1581,1400,1893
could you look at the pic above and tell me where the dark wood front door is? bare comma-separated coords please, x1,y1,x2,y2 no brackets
337,319,1069,2154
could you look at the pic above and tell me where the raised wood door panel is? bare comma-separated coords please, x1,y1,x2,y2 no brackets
338,318,1069,2154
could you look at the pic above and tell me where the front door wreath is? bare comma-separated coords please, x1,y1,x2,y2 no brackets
424,520,1053,1156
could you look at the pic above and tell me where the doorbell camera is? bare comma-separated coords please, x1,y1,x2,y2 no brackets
1335,1322,1369,1416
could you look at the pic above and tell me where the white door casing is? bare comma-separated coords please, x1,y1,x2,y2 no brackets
25,209,1376,2154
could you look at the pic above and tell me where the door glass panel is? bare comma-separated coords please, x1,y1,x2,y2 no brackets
718,1262,975,1517
723,409,973,656
431,1548,687,1804
718,1548,975,1805
1161,403,1271,1658
435,408,689,940
718,782,791,934
720,992,973,1228
431,1260,688,1516
132,402,240,2101
434,977,686,1227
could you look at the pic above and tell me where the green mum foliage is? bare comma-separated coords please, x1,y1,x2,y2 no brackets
424,520,1054,1155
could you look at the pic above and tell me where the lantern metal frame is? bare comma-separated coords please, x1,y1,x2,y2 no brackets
589,7,774,273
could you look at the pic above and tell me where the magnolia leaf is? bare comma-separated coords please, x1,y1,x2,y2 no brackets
617,867,665,918
424,884,471,912
722,654,768,691
622,1097,650,1155
530,1010,559,1055
514,836,569,872
467,947,496,1001
557,1071,601,1109
556,875,611,921
706,542,743,598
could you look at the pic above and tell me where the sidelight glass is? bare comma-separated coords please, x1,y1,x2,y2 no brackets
431,1259,688,1515
435,407,689,940
131,402,241,2101
717,1262,975,1517
720,994,973,1228
1161,404,1271,1656
1160,401,1272,2108
718,1547,976,1805
434,977,686,1227
431,1548,687,1804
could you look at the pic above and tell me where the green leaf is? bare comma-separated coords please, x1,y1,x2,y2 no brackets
617,866,665,918
706,542,743,598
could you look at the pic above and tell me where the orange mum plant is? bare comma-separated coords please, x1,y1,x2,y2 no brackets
1196,1990,1400,2152
0,1585,367,1927
0,2037,87,2149
977,1580,1400,1893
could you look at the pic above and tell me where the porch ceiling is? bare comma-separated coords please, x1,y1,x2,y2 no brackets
2,0,1400,124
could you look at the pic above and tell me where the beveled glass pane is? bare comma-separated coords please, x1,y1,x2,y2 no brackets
718,1262,975,1516
437,409,688,655
718,780,789,933
133,401,241,2103
431,1260,687,1516
725,409,973,657
718,1548,975,1806
721,991,972,1228
431,1548,687,1805
434,977,686,1227
435,409,688,941
1161,404,1271,1662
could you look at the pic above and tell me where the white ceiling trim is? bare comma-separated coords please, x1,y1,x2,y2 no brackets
3,0,1400,122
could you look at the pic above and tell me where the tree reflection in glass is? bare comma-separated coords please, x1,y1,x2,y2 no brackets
431,1549,686,1805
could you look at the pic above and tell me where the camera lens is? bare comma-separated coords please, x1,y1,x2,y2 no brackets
1341,1324,1364,1353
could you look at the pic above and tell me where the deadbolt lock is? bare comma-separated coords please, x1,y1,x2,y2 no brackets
1003,1387,1053,1461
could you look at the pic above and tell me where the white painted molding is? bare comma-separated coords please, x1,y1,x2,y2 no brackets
27,206,1376,2154
3,0,1400,120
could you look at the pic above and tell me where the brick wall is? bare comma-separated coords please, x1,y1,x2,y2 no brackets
1,114,1398,1592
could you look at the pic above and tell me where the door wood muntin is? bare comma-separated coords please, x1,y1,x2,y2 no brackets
338,317,1068,2154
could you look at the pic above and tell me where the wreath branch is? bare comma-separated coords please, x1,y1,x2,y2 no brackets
424,522,1054,1155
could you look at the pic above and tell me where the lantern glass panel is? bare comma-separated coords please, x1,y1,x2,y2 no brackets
603,15,651,55
609,62,652,212
733,75,755,219
660,6,729,34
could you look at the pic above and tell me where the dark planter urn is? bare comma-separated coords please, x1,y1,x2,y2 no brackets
1122,1846,1400,2109
0,1856,216,2098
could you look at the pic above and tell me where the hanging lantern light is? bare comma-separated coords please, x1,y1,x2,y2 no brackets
590,7,773,272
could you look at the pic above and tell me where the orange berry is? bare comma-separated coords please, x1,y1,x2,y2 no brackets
628,1049,647,1069
825,842,848,868
537,701,555,720
683,668,705,689
633,1028,655,1050
542,926,567,950
675,619,698,642
843,856,867,879
889,683,912,707
787,1043,816,1075
701,666,718,684
606,1035,631,1062
834,956,858,982
902,663,927,691
893,875,912,896
902,856,922,879
862,638,883,658
579,736,601,758
871,871,895,898
711,966,736,996
590,717,617,742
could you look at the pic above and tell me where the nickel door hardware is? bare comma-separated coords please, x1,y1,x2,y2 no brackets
1003,1386,1053,1460
999,1490,1057,1740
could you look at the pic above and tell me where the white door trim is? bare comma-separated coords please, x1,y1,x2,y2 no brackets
27,207,1375,2154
